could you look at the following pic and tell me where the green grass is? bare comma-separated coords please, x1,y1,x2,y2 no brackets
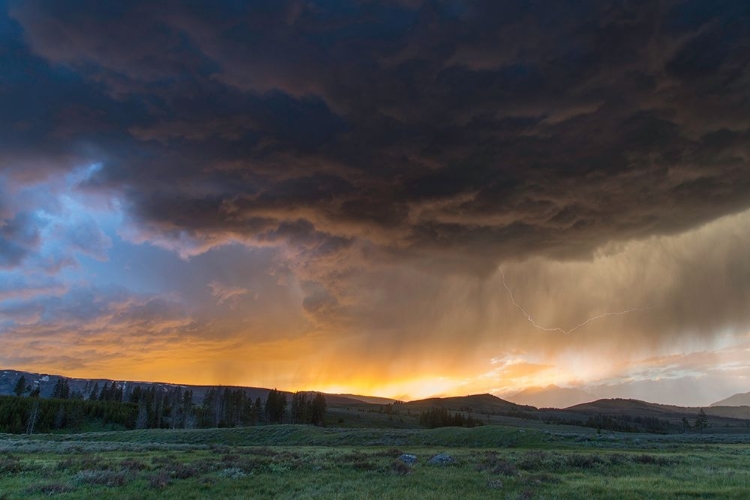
2,426,750,499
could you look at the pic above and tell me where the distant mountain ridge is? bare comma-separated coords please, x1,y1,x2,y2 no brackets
404,393,533,413
566,397,750,420
711,392,750,407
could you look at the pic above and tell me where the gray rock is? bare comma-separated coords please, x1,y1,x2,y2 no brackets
428,453,455,465
398,454,418,465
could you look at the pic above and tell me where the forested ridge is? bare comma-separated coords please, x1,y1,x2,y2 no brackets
1,376,326,434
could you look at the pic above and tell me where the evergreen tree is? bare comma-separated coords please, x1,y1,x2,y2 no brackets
310,393,327,427
291,392,308,424
52,378,71,399
99,382,110,401
135,404,149,429
265,389,287,424
89,382,100,401
181,389,194,429
13,376,26,397
695,409,709,433
129,386,142,404
254,397,263,424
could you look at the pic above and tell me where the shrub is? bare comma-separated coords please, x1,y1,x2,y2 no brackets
633,454,674,466
27,483,75,495
0,456,22,474
73,470,128,487
169,463,199,479
118,459,149,471
607,453,628,465
567,454,604,468
351,459,378,471
517,488,535,500
523,473,562,485
377,448,404,458
516,451,547,471
391,460,411,475
149,472,171,489
478,452,519,476
268,462,291,473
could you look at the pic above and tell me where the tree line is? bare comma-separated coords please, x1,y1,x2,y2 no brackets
1,376,326,434
418,406,485,428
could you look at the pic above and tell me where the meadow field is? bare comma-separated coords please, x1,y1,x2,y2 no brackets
2,425,750,499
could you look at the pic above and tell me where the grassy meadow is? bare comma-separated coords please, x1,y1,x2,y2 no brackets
2,425,750,499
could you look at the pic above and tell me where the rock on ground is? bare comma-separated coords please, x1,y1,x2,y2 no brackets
428,453,455,465
398,454,418,465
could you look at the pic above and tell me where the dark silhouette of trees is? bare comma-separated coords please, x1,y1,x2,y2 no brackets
311,393,327,426
88,383,100,401
51,378,71,399
96,382,125,402
419,406,484,428
265,389,287,424
695,409,708,433
0,385,322,433
13,376,27,397
291,392,327,426
0,395,138,434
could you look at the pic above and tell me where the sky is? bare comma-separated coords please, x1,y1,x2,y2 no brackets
1,0,749,406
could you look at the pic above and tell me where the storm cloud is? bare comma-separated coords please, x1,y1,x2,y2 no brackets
1,0,749,403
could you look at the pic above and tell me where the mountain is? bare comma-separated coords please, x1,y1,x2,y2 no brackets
506,385,595,409
405,393,533,413
330,394,399,405
562,397,750,422
566,398,674,415
711,392,750,407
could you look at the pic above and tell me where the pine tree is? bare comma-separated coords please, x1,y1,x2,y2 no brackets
311,393,327,427
182,390,194,429
695,409,708,433
13,376,26,397
254,397,263,424
291,392,308,424
99,382,110,401
52,378,71,399
265,389,287,424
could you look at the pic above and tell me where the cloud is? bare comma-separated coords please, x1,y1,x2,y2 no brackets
1,1,750,400
0,285,195,367
207,280,253,307
3,1,747,268
0,275,66,303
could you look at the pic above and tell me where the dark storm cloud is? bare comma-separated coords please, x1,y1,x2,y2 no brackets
3,0,750,336
6,0,749,265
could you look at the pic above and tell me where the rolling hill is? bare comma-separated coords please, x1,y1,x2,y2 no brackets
404,393,534,414
711,392,750,407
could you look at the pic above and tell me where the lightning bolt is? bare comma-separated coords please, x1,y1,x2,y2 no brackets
500,268,648,335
